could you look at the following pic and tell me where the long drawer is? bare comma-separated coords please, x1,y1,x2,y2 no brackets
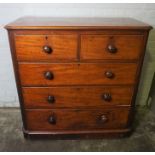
25,107,131,131
19,63,138,86
23,86,134,108
81,35,143,60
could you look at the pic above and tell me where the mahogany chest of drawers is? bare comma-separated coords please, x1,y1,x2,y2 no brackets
5,17,152,138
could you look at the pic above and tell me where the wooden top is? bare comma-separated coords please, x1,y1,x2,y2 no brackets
5,16,152,30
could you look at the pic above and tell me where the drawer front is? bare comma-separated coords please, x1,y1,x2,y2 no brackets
23,86,134,108
81,35,143,60
15,35,78,61
19,63,137,86
25,108,131,131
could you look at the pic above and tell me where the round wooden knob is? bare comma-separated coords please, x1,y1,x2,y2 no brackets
102,93,111,101
47,95,55,104
105,71,114,78
100,115,108,123
43,45,52,54
44,71,54,80
48,115,56,124
107,45,117,53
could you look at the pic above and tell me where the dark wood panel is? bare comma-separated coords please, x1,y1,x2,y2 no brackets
15,34,78,61
81,35,143,60
25,107,131,131
19,63,138,86
23,128,132,139
23,86,134,108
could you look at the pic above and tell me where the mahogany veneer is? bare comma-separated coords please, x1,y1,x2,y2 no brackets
5,17,152,139
19,63,138,86
15,34,78,61
22,86,134,108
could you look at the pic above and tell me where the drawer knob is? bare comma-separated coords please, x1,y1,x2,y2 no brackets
107,45,117,53
48,115,56,125
47,95,55,104
105,71,114,78
102,93,112,101
44,71,54,80
100,115,108,123
43,45,52,54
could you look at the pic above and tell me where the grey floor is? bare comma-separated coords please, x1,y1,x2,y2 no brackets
0,107,155,152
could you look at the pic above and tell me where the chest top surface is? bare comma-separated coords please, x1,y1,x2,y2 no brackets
5,16,152,30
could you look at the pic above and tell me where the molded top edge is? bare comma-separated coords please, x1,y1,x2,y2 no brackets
5,16,153,30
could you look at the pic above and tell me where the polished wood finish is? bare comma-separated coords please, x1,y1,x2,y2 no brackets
81,35,143,60
25,107,131,131
15,34,78,61
5,17,152,30
22,86,134,108
19,63,138,86
5,17,152,139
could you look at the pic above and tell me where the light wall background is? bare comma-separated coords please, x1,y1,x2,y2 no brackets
0,3,155,107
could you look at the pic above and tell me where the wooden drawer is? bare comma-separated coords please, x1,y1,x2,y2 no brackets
23,86,134,108
19,63,138,86
15,34,78,61
25,107,131,131
81,35,143,60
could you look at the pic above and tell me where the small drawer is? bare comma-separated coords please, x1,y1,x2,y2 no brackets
81,35,143,60
19,63,138,86
25,107,131,131
15,34,78,61
23,86,134,108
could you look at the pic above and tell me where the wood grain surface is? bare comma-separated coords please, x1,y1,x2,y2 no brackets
15,34,78,61
19,63,138,86
81,35,143,60
22,86,134,108
25,107,131,131
5,17,152,30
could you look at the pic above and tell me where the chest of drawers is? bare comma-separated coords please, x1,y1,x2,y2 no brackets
5,17,152,138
